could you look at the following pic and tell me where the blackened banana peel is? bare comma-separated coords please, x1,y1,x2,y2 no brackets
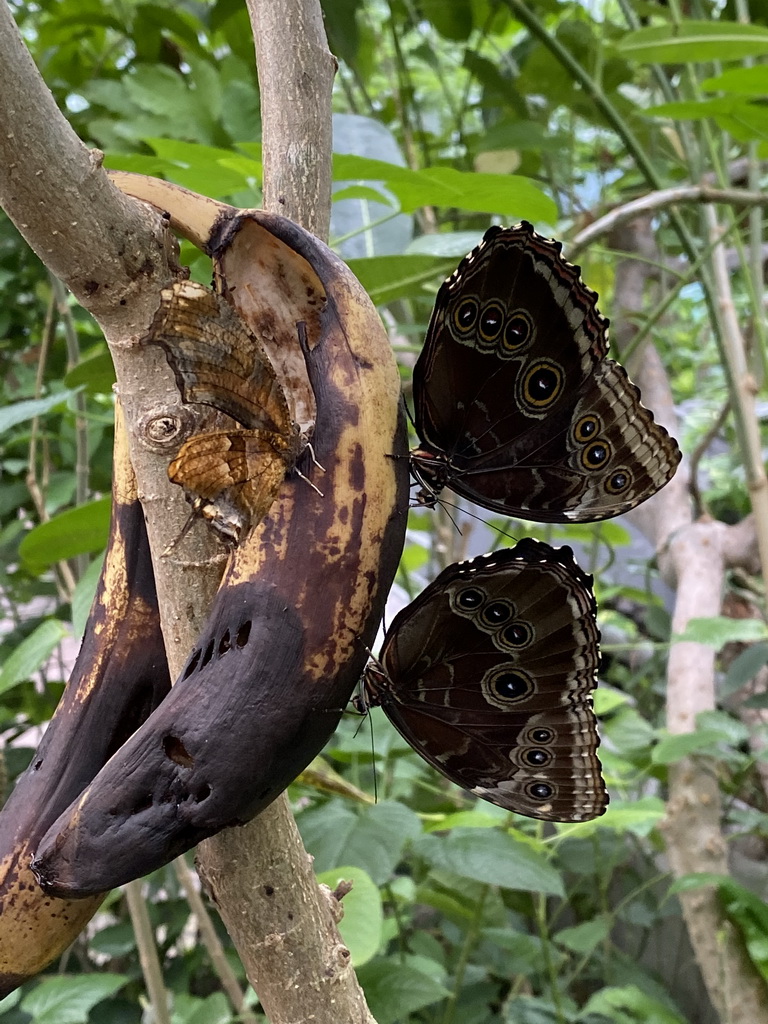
33,182,409,897
0,404,171,995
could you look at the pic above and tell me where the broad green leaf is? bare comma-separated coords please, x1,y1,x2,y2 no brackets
71,552,105,638
674,874,768,976
21,973,128,1024
89,921,136,959
357,959,450,1024
186,992,233,1024
64,349,116,394
651,730,726,764
316,866,383,966
0,390,76,434
594,686,630,715
406,231,487,257
424,809,506,832
645,97,768,143
19,498,112,573
723,643,768,694
142,137,253,194
617,21,768,63
0,619,70,697
555,915,610,953
412,828,564,896
333,154,555,219
346,254,455,305
583,983,686,1024
675,616,768,648
333,184,393,204
298,799,422,885
599,798,665,836
703,65,768,95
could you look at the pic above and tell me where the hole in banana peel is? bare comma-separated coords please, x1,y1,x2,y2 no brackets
218,629,231,655
236,621,252,648
182,649,201,679
200,638,216,669
163,734,194,769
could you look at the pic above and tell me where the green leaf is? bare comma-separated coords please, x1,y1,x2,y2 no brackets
346,254,455,305
617,21,768,63
555,915,610,954
599,798,665,836
186,992,233,1024
651,730,725,765
594,686,630,715
71,552,105,638
582,983,687,1024
412,828,564,896
20,973,128,1024
19,498,112,573
723,643,768,695
0,619,70,697
332,154,555,219
357,959,450,1024
702,65,768,96
64,349,116,394
298,800,422,885
675,616,768,648
406,231,488,257
0,391,77,434
316,865,383,966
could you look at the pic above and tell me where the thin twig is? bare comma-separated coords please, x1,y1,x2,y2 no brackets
688,401,731,519
124,881,172,1024
705,206,768,593
570,185,768,260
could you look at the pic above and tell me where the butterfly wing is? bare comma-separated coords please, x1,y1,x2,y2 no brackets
365,539,607,822
169,428,295,541
149,281,292,435
412,223,681,522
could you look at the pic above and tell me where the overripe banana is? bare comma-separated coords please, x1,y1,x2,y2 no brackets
33,180,409,896
0,402,172,995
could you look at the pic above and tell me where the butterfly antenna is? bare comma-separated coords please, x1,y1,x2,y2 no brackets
160,509,198,558
427,495,522,547
294,466,324,497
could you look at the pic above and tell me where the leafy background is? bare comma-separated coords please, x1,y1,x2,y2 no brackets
1,1,767,1022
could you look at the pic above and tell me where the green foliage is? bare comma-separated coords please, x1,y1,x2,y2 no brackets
1,0,766,1022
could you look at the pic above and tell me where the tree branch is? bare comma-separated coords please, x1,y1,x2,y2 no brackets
193,3,378,1022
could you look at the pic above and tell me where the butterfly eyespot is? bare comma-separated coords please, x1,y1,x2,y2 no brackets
581,440,611,470
453,586,485,612
573,414,600,443
530,727,555,744
502,310,534,354
497,621,533,651
452,297,479,334
480,600,514,627
482,666,534,707
519,360,564,412
605,468,632,494
522,748,551,768
526,781,554,802
478,301,505,345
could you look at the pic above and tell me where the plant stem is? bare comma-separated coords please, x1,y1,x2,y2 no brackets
124,881,172,1024
439,885,488,1024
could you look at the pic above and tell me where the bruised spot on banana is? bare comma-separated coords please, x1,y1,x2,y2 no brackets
32,182,409,897
0,403,172,996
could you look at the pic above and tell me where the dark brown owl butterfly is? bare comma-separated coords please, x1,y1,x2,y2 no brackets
148,281,304,543
363,538,607,822
411,223,681,522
